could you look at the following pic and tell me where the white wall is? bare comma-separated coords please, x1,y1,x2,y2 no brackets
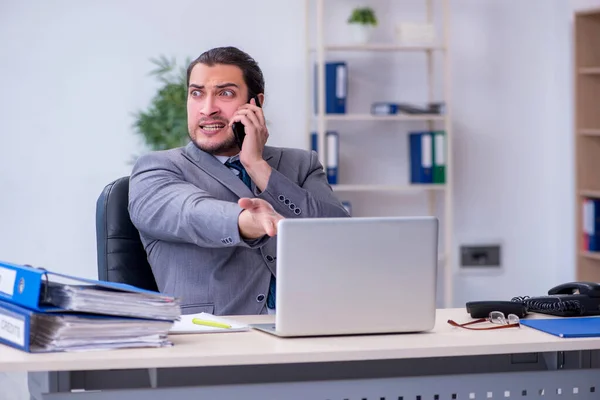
450,0,574,305
0,0,581,307
572,0,600,11
0,0,306,279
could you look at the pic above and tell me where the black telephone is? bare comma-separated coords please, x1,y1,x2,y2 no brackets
232,95,262,149
512,281,600,317
466,281,600,318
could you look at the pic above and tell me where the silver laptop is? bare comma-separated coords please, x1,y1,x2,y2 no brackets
251,216,438,337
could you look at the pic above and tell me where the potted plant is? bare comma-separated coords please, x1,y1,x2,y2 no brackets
132,55,190,157
347,6,378,44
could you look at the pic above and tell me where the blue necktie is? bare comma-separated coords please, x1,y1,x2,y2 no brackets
224,159,252,189
225,159,276,309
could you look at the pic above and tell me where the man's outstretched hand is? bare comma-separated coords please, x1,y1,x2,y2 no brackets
238,198,284,239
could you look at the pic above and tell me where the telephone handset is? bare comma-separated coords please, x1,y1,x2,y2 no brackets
547,281,600,297
512,281,600,317
232,95,262,149
467,281,600,319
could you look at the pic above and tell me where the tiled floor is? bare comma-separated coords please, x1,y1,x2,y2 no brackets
0,373,29,400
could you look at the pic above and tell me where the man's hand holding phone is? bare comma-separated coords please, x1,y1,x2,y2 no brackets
230,96,272,191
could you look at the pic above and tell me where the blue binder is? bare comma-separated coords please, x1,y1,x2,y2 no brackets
521,317,600,338
311,131,318,153
0,260,179,319
408,131,433,184
583,198,600,251
325,131,339,184
314,61,347,114
0,298,173,353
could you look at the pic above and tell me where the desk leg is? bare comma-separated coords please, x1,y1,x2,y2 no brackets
27,372,70,400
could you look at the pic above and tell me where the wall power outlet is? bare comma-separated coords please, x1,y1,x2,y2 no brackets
460,244,501,267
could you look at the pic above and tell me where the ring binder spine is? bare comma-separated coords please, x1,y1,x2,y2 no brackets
24,264,56,305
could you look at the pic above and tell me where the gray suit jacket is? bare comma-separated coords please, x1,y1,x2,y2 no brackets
128,142,349,315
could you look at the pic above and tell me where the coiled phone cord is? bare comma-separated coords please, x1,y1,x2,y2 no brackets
511,296,584,314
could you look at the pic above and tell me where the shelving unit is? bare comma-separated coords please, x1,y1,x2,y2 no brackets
575,8,600,282
324,114,445,122
305,0,454,307
332,184,446,193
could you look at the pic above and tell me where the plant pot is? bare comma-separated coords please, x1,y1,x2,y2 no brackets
349,24,374,44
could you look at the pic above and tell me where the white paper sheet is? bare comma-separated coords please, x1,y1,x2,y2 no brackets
169,312,249,334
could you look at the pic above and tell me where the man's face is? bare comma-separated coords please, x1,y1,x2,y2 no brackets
187,63,249,156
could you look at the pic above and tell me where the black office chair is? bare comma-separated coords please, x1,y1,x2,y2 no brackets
95,176,159,292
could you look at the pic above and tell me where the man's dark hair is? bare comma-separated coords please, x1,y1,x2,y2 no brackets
186,46,265,100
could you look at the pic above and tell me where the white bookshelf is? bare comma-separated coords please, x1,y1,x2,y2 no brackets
324,114,445,122
309,44,446,52
305,0,454,307
331,184,446,193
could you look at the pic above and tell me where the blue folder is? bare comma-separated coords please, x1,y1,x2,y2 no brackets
521,317,600,338
0,260,180,320
0,298,173,353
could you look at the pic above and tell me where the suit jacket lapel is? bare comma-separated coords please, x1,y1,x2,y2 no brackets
182,142,252,198
262,146,279,170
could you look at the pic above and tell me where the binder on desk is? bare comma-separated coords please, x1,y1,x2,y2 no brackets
521,317,600,338
0,260,181,321
0,298,173,353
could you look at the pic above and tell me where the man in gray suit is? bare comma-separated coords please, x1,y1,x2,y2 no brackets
129,46,349,316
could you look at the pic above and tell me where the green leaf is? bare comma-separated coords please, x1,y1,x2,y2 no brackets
132,55,190,151
347,7,378,26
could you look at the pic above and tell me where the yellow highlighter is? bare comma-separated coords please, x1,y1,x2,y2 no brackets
192,318,232,329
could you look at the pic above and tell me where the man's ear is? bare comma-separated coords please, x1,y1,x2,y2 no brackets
257,93,265,107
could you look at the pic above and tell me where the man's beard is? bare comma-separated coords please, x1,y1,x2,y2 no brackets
189,130,238,155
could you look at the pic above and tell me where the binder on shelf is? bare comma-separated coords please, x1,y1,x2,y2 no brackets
0,260,181,321
408,131,433,184
314,61,347,114
582,198,600,251
371,102,399,115
583,198,590,251
311,131,318,153
0,298,173,353
326,131,339,184
432,130,446,184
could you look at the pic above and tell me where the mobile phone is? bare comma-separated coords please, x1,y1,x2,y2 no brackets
232,95,262,149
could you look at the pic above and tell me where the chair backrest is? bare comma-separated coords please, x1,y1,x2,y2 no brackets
95,176,159,292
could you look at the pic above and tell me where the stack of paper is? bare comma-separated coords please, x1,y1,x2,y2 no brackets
0,260,181,353
30,312,173,352
42,281,180,321
0,298,174,353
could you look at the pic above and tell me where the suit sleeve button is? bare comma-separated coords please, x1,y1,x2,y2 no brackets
278,195,285,202
256,294,265,302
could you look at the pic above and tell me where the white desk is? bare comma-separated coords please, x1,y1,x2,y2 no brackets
2,308,600,400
